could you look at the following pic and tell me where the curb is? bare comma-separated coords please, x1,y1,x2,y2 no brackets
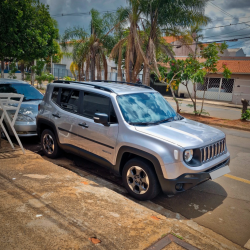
164,97,242,110
181,114,250,132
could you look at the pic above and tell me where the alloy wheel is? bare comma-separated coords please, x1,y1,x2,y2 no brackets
126,166,149,194
43,134,54,154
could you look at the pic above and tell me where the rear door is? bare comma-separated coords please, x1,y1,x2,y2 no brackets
73,91,119,164
51,87,81,145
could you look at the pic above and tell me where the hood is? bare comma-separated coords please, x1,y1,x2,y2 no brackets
135,118,225,148
8,100,42,118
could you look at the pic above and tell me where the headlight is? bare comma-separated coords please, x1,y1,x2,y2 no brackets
184,149,193,162
7,112,34,122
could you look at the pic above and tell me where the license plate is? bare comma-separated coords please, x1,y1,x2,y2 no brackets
210,165,230,180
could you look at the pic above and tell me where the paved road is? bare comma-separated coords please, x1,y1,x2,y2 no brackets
18,126,250,248
167,99,241,120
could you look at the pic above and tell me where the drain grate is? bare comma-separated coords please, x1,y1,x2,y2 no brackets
145,234,199,250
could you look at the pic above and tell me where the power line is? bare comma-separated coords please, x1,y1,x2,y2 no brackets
202,26,250,40
208,2,250,28
202,21,250,30
211,16,250,22
171,36,250,47
51,9,117,17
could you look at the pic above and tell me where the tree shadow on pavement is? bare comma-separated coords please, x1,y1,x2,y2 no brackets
151,181,227,220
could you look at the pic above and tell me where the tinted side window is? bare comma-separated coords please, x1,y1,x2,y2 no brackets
110,104,118,123
82,92,110,118
51,87,59,103
60,88,80,114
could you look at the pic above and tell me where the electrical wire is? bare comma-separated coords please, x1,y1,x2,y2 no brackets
202,21,250,30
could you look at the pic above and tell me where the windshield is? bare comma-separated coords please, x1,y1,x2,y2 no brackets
117,92,178,125
0,83,43,101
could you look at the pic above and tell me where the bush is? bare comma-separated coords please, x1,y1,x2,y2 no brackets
64,76,72,81
46,73,54,83
241,109,250,121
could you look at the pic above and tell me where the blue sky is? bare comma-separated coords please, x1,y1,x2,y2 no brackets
41,0,250,55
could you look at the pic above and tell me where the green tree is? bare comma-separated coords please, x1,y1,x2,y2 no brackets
0,0,59,82
61,9,116,81
158,43,232,115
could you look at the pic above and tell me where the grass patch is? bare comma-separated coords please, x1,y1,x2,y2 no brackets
171,232,183,240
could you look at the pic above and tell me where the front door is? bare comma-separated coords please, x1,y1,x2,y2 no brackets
73,91,118,165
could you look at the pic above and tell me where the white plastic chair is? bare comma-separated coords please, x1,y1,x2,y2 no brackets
0,93,25,154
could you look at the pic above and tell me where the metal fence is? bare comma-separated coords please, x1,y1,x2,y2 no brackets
47,68,143,83
196,77,234,102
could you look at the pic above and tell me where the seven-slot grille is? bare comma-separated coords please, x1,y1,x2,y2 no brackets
200,139,226,162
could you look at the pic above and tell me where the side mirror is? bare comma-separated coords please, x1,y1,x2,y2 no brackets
94,113,109,126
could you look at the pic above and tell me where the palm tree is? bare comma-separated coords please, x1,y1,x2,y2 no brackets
109,3,147,83
109,0,209,85
140,0,210,86
61,9,115,81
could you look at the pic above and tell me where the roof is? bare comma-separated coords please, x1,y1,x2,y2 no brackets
217,60,250,74
52,81,156,95
162,36,180,44
158,57,250,74
227,48,242,52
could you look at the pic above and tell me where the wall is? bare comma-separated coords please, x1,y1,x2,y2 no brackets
232,79,250,104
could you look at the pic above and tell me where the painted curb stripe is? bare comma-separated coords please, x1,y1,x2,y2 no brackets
224,174,250,184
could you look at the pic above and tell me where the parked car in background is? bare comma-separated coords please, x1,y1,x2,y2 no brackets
37,80,230,200
207,87,226,92
0,78,43,137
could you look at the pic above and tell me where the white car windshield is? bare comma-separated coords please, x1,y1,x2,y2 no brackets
117,92,178,125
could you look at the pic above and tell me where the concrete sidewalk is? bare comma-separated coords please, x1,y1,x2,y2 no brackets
164,96,242,110
0,141,243,250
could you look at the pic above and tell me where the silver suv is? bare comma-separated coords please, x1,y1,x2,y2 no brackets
37,80,230,200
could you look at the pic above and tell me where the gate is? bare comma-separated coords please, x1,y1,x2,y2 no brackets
196,77,234,102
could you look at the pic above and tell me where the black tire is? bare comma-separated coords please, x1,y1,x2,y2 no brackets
41,129,61,158
122,157,160,200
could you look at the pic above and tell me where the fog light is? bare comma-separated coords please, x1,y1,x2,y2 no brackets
175,183,183,191
185,174,195,178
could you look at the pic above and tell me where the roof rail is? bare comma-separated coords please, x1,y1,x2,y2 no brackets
92,80,152,89
52,80,114,93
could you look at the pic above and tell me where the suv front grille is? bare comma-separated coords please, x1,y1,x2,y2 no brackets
200,139,226,163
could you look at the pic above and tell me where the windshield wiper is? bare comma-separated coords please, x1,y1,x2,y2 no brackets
153,117,174,125
128,122,154,126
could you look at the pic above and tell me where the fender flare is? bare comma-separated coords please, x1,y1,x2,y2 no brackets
114,146,166,191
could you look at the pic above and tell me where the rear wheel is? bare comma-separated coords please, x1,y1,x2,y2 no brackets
122,158,160,200
41,129,60,158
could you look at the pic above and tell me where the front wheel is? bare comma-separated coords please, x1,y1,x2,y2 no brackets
41,129,61,158
122,158,160,200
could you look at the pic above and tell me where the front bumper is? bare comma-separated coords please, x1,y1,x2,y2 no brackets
5,121,37,137
161,157,230,195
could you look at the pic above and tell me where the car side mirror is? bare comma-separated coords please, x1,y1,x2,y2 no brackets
94,113,109,126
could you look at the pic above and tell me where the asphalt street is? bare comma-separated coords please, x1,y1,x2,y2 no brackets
167,99,241,120
19,125,250,248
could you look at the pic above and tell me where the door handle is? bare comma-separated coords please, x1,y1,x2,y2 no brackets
52,113,61,118
78,122,88,128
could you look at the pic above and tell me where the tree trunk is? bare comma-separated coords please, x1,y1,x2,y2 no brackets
102,54,108,81
31,61,35,86
86,57,90,81
184,81,196,114
21,61,24,81
117,44,122,81
1,60,4,78
169,84,180,113
96,54,101,80
90,52,95,81
143,64,150,86
199,89,206,116
241,99,249,115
